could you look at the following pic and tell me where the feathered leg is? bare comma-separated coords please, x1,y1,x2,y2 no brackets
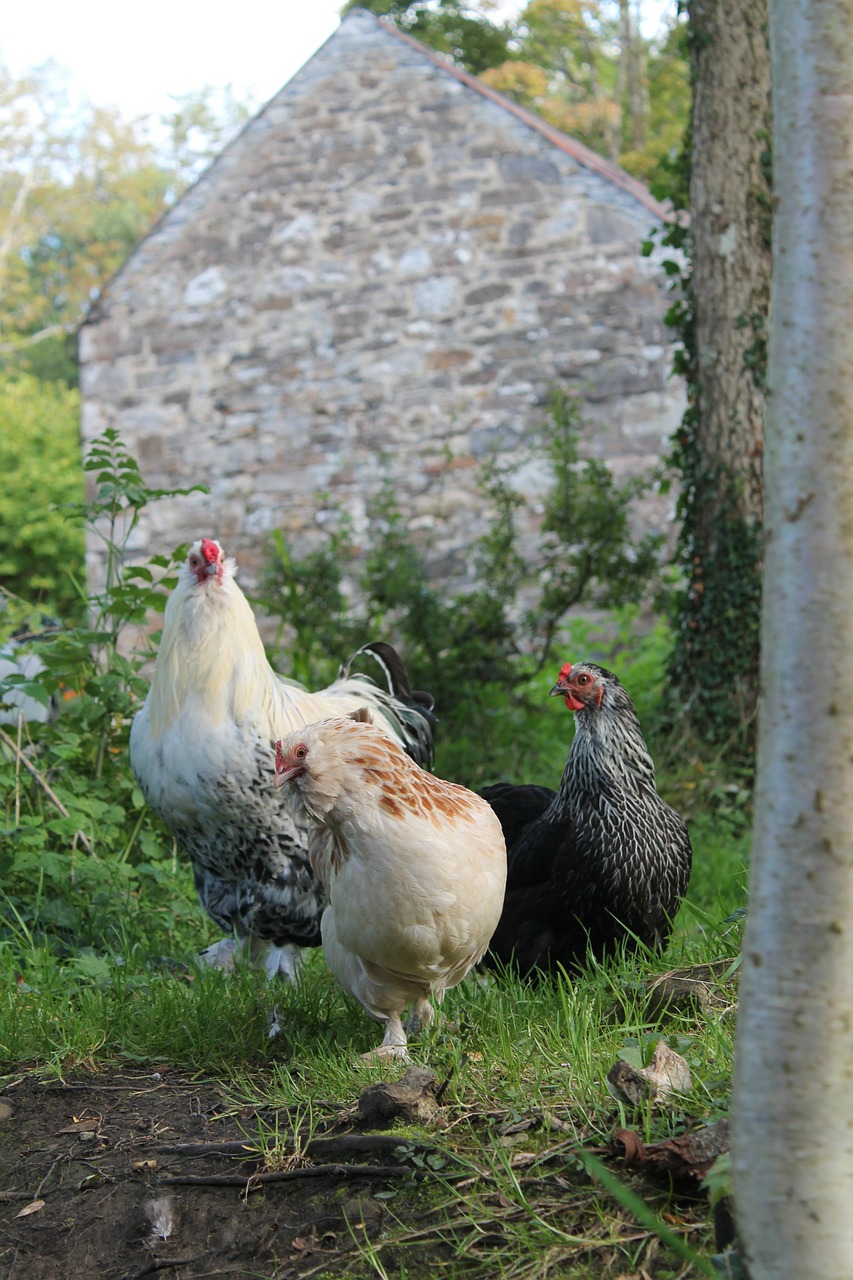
198,936,304,986
364,1014,410,1062
251,939,304,984
404,997,434,1037
198,937,241,971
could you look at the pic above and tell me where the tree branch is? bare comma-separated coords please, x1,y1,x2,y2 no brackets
0,322,74,354
159,1163,430,1190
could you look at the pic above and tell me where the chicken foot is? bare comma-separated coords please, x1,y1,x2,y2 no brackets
198,936,304,984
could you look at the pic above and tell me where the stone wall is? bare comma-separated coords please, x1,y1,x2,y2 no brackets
79,8,684,616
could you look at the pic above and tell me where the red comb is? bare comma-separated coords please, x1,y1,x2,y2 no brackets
200,538,220,564
274,740,286,772
556,661,572,682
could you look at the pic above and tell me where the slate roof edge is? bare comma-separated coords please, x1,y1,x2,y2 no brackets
374,14,671,223
83,10,671,328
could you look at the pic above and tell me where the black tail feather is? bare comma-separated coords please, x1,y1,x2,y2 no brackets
342,642,435,714
338,641,437,769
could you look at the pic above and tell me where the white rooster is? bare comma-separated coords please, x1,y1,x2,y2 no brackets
130,537,435,981
274,709,507,1059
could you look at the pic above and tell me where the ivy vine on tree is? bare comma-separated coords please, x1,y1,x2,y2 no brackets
650,0,771,756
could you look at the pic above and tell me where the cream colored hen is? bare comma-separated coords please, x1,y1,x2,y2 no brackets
274,710,507,1059
129,537,434,983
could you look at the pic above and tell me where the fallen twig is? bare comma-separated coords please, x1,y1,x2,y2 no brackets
156,1141,259,1157
159,1161,465,1191
34,1153,69,1199
157,1134,423,1160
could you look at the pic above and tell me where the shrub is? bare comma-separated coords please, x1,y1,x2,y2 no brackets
259,392,666,713
0,429,205,955
0,372,85,618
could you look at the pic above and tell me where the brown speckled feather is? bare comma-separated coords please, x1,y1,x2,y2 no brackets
276,712,507,1057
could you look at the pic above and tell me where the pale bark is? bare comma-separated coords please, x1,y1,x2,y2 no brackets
731,2,853,1276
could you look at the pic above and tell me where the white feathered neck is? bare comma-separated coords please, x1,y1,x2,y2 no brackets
146,552,286,737
143,552,417,748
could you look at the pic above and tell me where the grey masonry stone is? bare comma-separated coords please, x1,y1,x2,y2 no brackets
79,7,684,621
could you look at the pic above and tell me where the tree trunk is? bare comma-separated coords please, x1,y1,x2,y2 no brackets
731,1,853,1275
689,0,769,511
618,0,646,150
613,8,627,163
631,0,648,149
669,0,771,747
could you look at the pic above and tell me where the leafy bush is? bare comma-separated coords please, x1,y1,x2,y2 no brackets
0,429,205,955
258,391,667,781
524,392,665,670
0,415,746,965
0,372,85,617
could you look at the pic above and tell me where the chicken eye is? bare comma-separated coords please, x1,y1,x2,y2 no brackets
296,745,307,759
576,674,591,686
189,556,200,568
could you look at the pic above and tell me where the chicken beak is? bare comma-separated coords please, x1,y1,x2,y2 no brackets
274,762,304,787
550,680,584,711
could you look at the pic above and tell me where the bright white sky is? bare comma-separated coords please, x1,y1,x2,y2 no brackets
2,0,676,125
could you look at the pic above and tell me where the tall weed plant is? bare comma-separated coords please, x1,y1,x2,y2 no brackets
0,429,204,955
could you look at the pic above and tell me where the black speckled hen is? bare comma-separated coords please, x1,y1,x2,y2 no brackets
481,660,692,977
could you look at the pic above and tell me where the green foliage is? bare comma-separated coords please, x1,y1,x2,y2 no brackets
529,392,664,670
0,920,743,1274
658,180,762,755
359,469,524,695
0,63,173,381
483,0,622,159
0,424,747,1280
666,459,763,753
0,371,85,617
477,2,690,193
260,471,524,738
344,0,514,74
351,0,690,185
621,16,692,192
0,429,206,956
263,522,362,685
580,1149,717,1277
0,61,253,383
0,423,749,1093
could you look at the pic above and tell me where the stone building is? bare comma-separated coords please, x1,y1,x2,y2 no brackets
79,7,683,604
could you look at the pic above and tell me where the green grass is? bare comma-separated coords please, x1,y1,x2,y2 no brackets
0,793,748,1075
0,816,746,1278
1,564,750,1276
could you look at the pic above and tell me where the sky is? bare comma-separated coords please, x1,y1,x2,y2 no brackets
2,0,676,126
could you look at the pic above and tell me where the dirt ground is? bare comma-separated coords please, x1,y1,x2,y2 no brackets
0,1063,725,1280
0,1068,449,1280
